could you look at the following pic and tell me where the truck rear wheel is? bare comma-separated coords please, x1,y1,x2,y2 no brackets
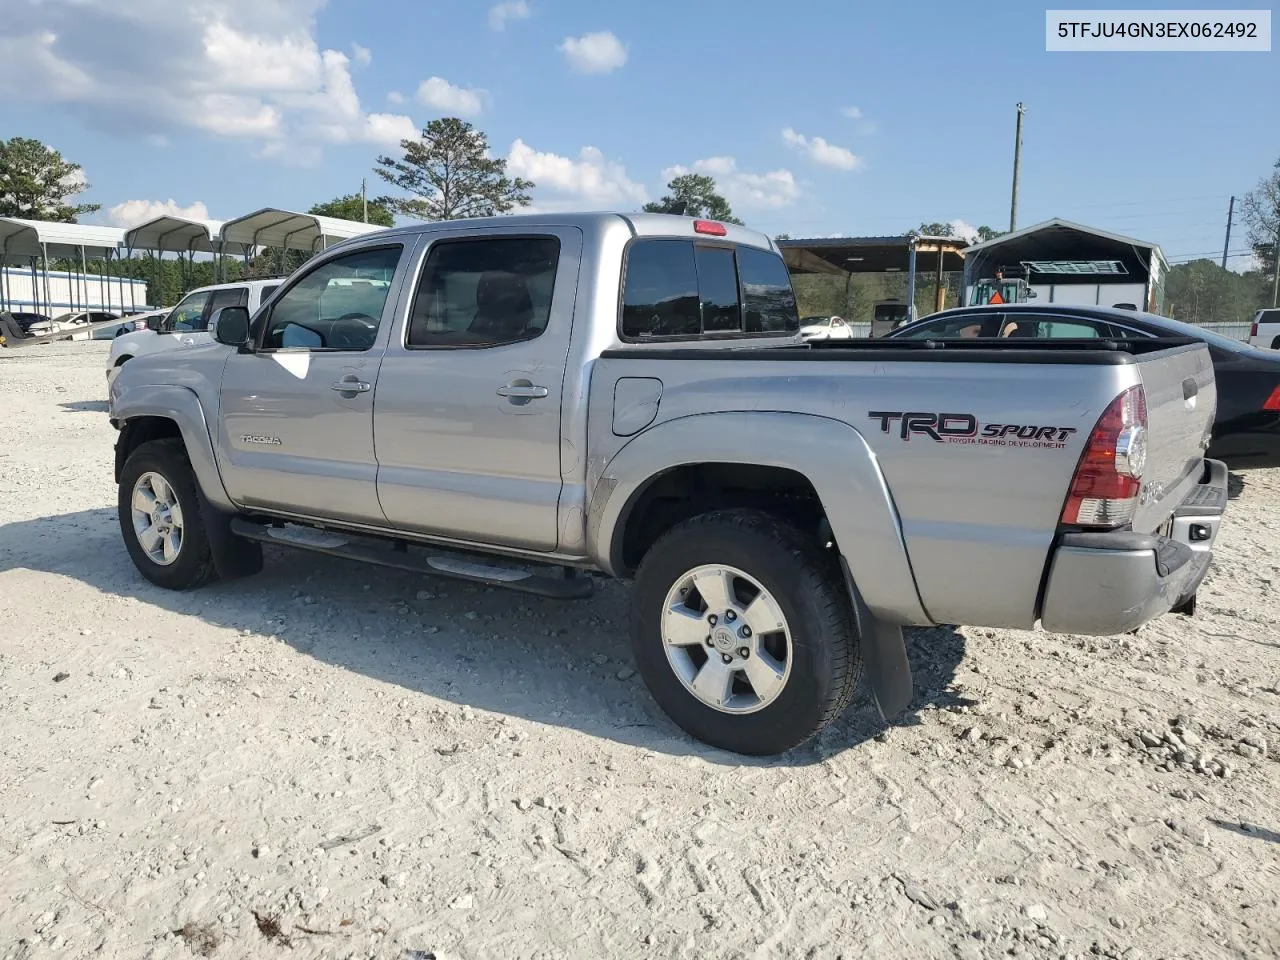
631,510,862,755
118,439,218,590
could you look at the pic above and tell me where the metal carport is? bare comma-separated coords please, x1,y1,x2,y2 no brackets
218,208,385,257
777,234,970,322
960,218,1169,312
0,218,130,315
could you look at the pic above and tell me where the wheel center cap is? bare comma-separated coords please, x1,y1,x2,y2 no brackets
712,627,736,651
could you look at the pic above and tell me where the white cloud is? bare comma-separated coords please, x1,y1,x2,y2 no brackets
781,128,860,171
0,1,415,160
841,105,863,119
489,0,530,30
507,139,647,208
351,42,371,65
387,90,405,105
416,76,485,116
363,113,418,145
662,158,801,210
108,198,210,228
947,219,980,242
558,31,627,74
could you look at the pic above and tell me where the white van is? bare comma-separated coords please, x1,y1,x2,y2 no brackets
106,279,283,386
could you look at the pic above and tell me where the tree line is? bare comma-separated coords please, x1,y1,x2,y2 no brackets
3,130,1278,319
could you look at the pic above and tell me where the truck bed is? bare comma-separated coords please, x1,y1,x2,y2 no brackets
592,336,1216,629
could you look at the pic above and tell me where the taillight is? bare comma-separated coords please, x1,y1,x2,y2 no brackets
693,219,727,236
1264,385,1280,412
1061,384,1148,529
1251,321,1260,339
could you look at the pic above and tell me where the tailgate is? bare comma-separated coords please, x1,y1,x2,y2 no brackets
1131,342,1215,533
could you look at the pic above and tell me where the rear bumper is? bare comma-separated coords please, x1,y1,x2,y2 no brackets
1039,459,1228,635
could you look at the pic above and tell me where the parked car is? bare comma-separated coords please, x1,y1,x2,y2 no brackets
109,213,1226,756
799,315,855,341
888,303,1280,470
93,311,159,340
106,279,284,387
27,310,119,336
1250,307,1280,350
10,311,51,333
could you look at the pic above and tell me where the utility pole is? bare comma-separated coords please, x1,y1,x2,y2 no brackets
362,178,368,223
1273,224,1279,307
1221,195,1235,269
1009,102,1025,233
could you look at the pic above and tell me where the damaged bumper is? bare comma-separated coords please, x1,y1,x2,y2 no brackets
1039,459,1228,635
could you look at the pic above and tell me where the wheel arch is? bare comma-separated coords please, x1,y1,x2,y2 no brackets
113,385,232,510
587,411,930,626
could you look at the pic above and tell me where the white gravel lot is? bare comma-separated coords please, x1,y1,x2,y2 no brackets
2,341,1279,960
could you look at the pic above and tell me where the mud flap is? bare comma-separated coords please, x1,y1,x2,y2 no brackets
196,487,263,581
840,558,914,722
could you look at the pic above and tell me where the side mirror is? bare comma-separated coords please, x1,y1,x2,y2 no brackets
211,306,252,347
1025,289,1039,300
145,315,162,331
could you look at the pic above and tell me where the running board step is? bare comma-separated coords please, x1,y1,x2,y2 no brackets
228,519,594,600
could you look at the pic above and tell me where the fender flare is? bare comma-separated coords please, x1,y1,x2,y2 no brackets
586,411,930,627
113,384,233,511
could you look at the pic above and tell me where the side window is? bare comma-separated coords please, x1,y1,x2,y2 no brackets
201,288,249,332
407,237,561,348
895,315,989,339
1038,319,1102,338
166,292,211,333
262,246,401,351
259,284,280,305
621,240,700,339
738,245,800,334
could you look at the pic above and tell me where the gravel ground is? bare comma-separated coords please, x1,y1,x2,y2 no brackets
2,342,1279,960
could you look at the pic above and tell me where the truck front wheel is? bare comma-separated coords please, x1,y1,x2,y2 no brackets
118,439,218,590
631,510,862,755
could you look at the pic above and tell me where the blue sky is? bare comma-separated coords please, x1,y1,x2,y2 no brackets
2,0,1276,266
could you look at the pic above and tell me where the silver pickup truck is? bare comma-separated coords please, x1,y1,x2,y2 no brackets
108,213,1228,755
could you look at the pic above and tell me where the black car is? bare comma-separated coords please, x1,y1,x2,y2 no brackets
10,312,50,332
888,303,1280,470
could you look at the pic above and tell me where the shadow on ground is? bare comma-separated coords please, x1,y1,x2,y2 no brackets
1209,818,1280,845
1228,471,1247,500
0,508,967,766
59,400,110,414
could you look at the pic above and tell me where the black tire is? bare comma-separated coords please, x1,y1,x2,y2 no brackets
631,509,862,755
1271,336,1280,351
118,438,218,590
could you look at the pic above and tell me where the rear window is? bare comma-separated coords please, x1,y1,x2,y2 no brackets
620,239,798,340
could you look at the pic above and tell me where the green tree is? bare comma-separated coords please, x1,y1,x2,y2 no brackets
374,118,533,221
914,222,1000,243
643,174,741,224
1241,157,1280,305
0,137,100,222
309,193,395,228
915,221,955,237
1165,258,1270,324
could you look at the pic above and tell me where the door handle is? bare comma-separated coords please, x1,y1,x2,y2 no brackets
331,379,371,393
496,383,549,400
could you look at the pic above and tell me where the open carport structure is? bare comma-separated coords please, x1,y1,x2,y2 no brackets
219,208,386,261
777,234,970,322
960,218,1169,312
0,217,137,315
123,215,249,289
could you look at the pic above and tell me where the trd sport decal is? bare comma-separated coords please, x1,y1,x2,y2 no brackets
868,412,1078,449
